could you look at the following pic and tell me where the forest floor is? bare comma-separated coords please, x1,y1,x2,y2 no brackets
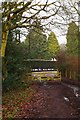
3,80,80,119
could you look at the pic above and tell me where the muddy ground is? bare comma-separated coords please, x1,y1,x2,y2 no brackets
16,81,80,119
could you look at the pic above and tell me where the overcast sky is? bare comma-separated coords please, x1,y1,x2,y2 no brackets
23,0,78,44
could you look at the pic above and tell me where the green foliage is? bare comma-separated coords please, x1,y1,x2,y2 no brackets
2,30,30,91
25,20,48,59
47,32,60,58
66,21,79,56
66,22,80,79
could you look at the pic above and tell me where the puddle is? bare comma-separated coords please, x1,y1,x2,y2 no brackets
64,97,69,102
62,83,80,98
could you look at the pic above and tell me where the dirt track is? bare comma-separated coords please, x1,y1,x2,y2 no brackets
16,81,80,118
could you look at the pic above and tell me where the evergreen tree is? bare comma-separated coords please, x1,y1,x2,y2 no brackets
47,32,60,59
66,21,79,56
66,21,80,80
3,29,29,90
25,20,48,59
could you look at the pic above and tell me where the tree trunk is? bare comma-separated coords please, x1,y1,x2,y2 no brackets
1,29,9,57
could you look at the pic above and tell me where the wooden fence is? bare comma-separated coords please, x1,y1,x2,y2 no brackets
26,69,61,81
65,70,77,80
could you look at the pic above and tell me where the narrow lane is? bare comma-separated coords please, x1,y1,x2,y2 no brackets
18,81,80,118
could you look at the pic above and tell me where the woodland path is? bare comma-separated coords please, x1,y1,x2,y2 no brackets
16,81,80,118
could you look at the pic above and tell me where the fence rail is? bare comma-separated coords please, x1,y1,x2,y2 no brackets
26,70,61,81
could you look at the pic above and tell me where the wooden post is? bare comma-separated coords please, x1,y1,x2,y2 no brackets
65,70,67,78
60,72,61,80
69,71,72,79
73,71,76,80
57,69,59,76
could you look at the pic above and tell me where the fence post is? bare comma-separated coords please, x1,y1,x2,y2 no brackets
69,71,72,79
60,72,61,80
57,69,59,74
65,70,67,78
73,71,76,80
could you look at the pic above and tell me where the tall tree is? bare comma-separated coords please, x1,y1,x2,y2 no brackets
25,20,48,59
66,21,80,80
3,29,29,88
47,32,60,59
66,21,79,56
2,0,78,57
1,1,61,57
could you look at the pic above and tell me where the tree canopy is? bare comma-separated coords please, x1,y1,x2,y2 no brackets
1,0,79,57
25,20,48,59
66,21,79,56
47,32,60,58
